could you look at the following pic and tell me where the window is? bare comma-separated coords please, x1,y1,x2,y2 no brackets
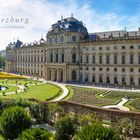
99,47,102,50
106,77,110,84
114,77,118,84
130,68,133,72
71,70,77,81
99,55,102,64
86,67,88,70
92,67,95,71
92,55,96,64
80,56,83,63
56,54,58,62
99,76,103,83
106,55,110,64
114,55,118,64
138,45,140,49
139,69,140,72
114,46,117,50
80,67,82,70
122,68,125,72
122,77,126,85
92,47,95,51
62,54,64,62
55,37,58,43
130,46,134,49
60,36,64,43
80,74,82,82
114,68,117,72
139,78,140,85
50,54,53,62
92,76,95,83
72,35,76,42
122,46,125,49
106,47,110,50
122,55,126,64
130,55,134,64
99,68,102,71
138,55,140,64
86,48,89,51
86,55,89,63
72,53,76,63
85,75,88,82
130,77,134,85
106,68,110,71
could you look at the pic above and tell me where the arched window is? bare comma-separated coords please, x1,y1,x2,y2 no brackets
62,54,64,63
72,53,76,63
72,70,76,81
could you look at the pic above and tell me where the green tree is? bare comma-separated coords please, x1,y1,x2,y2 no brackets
74,123,121,140
18,128,53,140
0,106,31,139
0,55,5,68
55,115,76,140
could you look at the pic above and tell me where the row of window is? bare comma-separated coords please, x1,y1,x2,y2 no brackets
50,54,64,63
48,35,77,44
84,45,140,51
80,75,139,85
82,67,140,73
16,64,43,67
79,54,140,64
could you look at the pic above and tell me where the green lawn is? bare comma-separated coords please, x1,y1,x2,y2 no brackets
0,136,3,140
105,91,140,99
63,86,74,100
0,78,62,101
0,85,19,93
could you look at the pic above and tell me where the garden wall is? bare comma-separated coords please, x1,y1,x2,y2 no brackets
59,101,140,138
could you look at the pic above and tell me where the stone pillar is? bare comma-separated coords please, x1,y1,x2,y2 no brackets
57,68,60,82
63,69,66,83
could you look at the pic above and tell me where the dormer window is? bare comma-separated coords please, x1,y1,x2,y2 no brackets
72,35,76,42
55,37,58,44
61,36,64,43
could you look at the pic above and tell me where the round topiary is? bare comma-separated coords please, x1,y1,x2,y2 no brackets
0,106,31,139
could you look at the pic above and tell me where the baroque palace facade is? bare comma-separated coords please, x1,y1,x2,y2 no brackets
6,16,140,87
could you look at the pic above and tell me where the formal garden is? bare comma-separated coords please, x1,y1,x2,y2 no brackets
0,72,62,101
0,72,139,139
65,86,140,111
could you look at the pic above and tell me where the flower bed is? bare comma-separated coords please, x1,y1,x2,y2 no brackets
69,86,116,106
0,72,26,79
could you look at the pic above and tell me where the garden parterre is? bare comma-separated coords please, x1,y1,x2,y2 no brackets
66,86,140,111
0,78,62,101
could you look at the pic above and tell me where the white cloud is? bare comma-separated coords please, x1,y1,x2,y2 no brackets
0,0,140,50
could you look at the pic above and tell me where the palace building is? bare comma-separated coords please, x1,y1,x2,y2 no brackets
5,16,140,87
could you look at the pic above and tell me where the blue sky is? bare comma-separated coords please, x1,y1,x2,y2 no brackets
0,0,140,50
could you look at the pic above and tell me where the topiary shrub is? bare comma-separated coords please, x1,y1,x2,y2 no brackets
18,128,53,140
55,115,76,140
0,106,31,139
74,122,121,140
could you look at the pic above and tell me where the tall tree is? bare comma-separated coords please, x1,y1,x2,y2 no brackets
0,55,5,68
